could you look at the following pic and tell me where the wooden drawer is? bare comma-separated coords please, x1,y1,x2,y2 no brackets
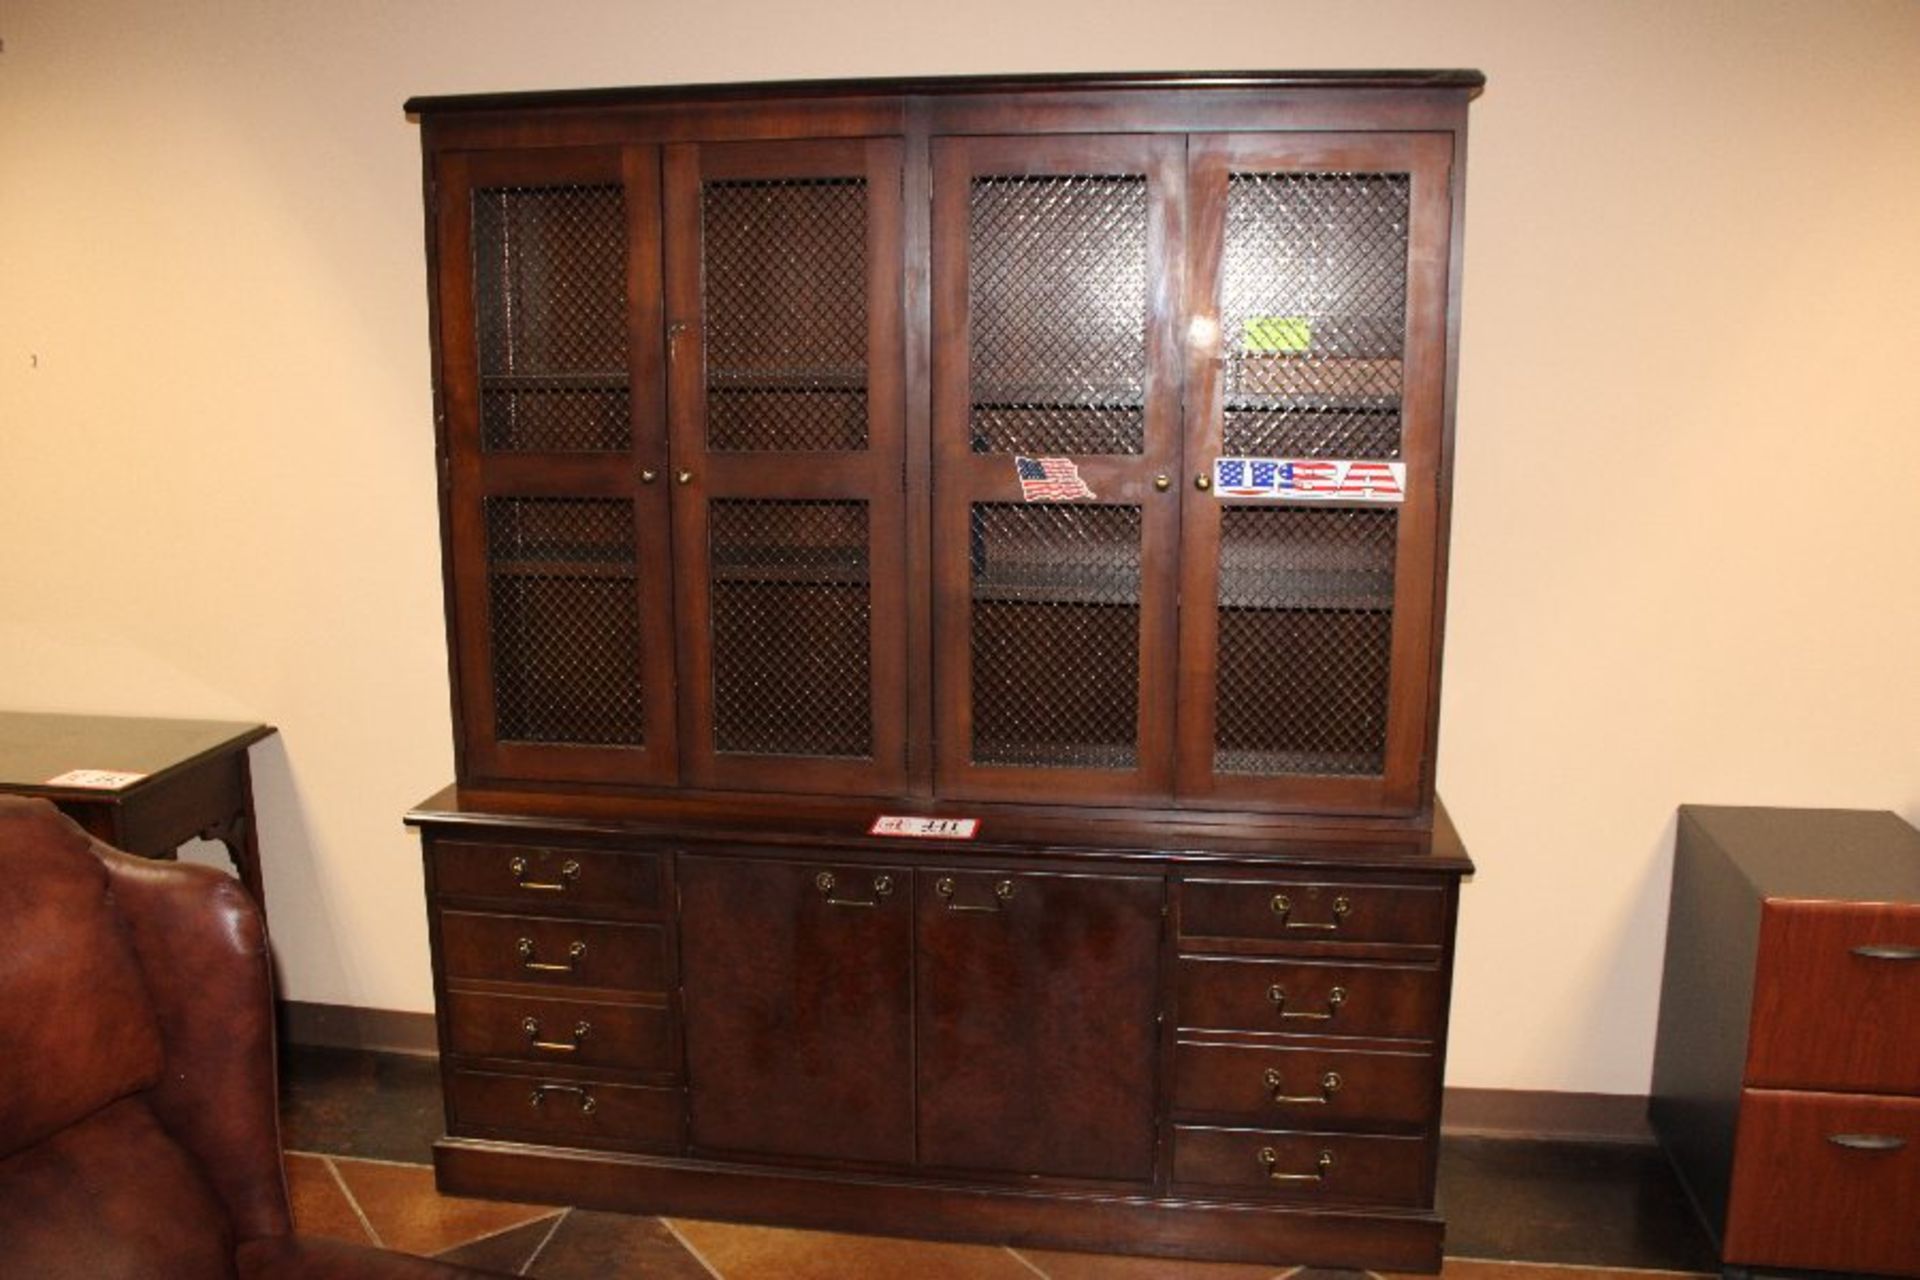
1724,1089,1920,1274
444,990,675,1074
432,839,663,916
1747,900,1920,1092
1180,877,1446,949
446,1067,682,1152
1171,1124,1429,1208
1174,1040,1434,1129
1176,957,1442,1040
439,911,669,994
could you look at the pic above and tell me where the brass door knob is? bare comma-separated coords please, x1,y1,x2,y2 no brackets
641,469,658,484
676,470,693,485
1194,474,1212,492
1154,474,1171,491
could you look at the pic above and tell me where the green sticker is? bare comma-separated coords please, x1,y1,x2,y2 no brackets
1241,315,1314,353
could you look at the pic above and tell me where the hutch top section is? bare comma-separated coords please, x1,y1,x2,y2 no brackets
410,70,1479,833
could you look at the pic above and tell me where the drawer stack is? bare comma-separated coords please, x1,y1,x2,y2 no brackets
427,836,682,1154
1169,873,1453,1209
1653,806,1920,1278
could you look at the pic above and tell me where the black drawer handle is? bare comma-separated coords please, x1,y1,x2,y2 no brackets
1270,893,1351,932
1267,984,1346,1021
517,938,586,974
1258,1147,1334,1184
1851,944,1920,962
1827,1133,1907,1152
529,1082,596,1115
509,856,581,893
522,1016,591,1054
1264,1067,1342,1106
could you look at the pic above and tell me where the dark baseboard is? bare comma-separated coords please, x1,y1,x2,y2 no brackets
279,1000,439,1057
1442,1086,1653,1144
278,1003,1654,1144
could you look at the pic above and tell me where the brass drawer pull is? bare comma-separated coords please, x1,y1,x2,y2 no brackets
528,1082,597,1115
1258,1147,1333,1184
935,876,1015,913
509,856,581,893
1267,984,1346,1021
522,1016,591,1054
1852,944,1920,962
815,870,894,908
517,938,586,974
1270,893,1351,931
1827,1133,1908,1152
1264,1067,1342,1106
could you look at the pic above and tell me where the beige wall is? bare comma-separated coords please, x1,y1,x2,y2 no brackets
2,1,1916,1095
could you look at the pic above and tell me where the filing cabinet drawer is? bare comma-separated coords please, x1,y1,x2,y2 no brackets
1747,900,1920,1092
1181,877,1446,949
1171,1124,1430,1208
432,840,664,916
1724,1089,1920,1274
1174,1040,1435,1129
1176,956,1442,1041
447,1067,682,1153
445,990,675,1074
439,911,669,994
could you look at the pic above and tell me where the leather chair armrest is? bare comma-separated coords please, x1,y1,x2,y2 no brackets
102,848,292,1244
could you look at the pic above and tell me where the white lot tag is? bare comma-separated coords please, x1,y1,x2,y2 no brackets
869,815,981,840
45,768,148,790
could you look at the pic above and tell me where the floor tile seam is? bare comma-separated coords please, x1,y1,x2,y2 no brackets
429,1208,568,1261
1004,1244,1051,1278
518,1209,571,1277
284,1147,432,1170
322,1154,386,1249
660,1216,728,1279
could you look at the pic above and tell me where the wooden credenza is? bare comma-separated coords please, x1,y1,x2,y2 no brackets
405,71,1480,1271
1651,806,1920,1278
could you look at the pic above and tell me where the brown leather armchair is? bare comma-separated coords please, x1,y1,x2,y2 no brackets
0,795,509,1279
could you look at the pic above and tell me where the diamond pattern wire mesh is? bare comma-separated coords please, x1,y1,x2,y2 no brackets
1215,507,1397,777
703,178,869,452
472,184,631,452
969,175,1149,456
485,497,645,746
969,503,1141,769
710,500,872,758
1221,172,1409,460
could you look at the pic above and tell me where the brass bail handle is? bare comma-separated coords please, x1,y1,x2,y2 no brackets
1270,893,1351,932
935,875,1016,914
518,937,587,974
523,1017,592,1054
1267,984,1346,1022
1258,1147,1334,1184
510,855,581,893
528,1082,597,1115
1264,1067,1342,1106
815,869,895,909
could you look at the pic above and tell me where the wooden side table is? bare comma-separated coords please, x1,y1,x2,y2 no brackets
0,712,277,922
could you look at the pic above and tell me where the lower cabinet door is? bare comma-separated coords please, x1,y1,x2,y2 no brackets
680,854,914,1164
916,868,1163,1181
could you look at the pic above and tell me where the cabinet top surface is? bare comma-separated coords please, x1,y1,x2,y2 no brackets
1680,805,1920,905
405,68,1486,116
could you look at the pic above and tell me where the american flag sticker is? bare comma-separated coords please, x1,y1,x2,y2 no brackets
1213,457,1406,503
1014,456,1096,502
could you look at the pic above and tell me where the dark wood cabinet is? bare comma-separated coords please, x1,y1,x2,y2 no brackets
1651,806,1920,1278
408,70,1479,1273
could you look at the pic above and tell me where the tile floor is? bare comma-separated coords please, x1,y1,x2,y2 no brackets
279,1046,1725,1279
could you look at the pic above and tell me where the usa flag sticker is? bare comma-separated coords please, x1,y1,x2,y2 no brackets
1014,456,1096,502
1212,457,1406,503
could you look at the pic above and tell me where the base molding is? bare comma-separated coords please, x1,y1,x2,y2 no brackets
435,1137,1445,1272
278,1000,439,1057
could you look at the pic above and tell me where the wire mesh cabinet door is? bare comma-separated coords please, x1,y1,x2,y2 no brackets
930,135,1185,805
663,140,908,795
434,146,679,787
1175,133,1455,815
